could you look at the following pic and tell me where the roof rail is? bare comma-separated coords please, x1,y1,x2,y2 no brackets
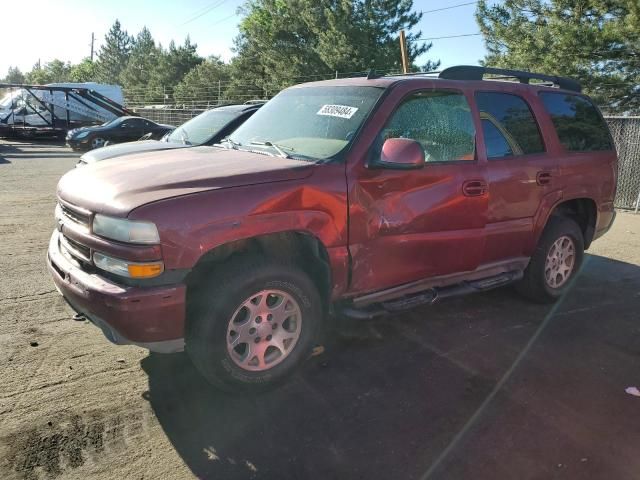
438,65,582,93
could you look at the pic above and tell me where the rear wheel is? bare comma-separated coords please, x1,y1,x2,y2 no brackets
186,255,322,392
516,216,584,303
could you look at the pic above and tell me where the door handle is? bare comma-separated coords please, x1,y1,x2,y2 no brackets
462,180,488,197
536,171,553,186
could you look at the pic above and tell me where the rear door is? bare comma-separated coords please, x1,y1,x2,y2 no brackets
347,85,488,294
475,90,559,263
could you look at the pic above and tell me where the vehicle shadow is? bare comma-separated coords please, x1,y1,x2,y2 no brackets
0,157,10,164
141,253,640,479
0,138,72,159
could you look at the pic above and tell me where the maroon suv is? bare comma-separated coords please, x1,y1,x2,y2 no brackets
48,66,617,391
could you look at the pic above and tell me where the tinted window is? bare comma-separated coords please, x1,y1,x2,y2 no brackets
539,92,613,151
476,92,545,156
127,118,144,128
377,91,475,162
482,119,514,158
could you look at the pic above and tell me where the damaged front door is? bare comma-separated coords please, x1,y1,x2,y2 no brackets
347,88,488,294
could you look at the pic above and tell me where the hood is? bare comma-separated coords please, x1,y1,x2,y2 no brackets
79,124,108,133
79,140,185,164
68,124,107,136
58,146,315,216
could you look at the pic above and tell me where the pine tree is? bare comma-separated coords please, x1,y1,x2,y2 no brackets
96,20,133,84
173,57,230,106
232,0,438,91
152,37,203,89
476,0,640,113
120,27,160,90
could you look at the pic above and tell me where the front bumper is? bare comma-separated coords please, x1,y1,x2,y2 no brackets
66,136,91,150
47,230,185,353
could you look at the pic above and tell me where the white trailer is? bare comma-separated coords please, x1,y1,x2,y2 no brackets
0,82,132,136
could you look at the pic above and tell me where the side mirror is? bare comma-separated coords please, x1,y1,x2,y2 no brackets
373,138,425,170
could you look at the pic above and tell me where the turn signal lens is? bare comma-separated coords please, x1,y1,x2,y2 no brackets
93,252,164,279
127,263,164,279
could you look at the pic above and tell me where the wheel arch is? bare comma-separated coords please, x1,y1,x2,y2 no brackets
185,230,333,309
535,197,598,250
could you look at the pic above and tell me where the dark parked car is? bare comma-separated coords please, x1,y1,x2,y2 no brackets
66,116,175,151
49,66,617,391
77,103,263,166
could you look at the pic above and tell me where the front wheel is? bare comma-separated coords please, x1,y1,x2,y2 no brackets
186,256,322,392
516,216,584,303
90,136,106,150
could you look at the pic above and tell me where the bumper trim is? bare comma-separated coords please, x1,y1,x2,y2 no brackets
61,293,184,353
48,229,186,347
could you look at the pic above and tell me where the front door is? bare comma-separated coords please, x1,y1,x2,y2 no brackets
347,88,488,294
119,118,145,142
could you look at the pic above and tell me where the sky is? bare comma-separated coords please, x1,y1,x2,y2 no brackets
1,0,488,77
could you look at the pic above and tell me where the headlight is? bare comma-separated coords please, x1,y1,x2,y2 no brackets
74,131,90,139
93,252,164,279
92,214,160,244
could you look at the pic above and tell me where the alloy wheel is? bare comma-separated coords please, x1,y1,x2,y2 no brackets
226,289,302,371
544,235,576,288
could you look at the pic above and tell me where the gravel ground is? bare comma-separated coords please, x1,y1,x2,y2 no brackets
1,139,639,480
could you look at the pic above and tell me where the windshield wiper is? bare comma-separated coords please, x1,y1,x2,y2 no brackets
215,136,241,150
249,141,291,159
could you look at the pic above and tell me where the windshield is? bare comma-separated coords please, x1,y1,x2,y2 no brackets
166,109,239,145
229,86,384,160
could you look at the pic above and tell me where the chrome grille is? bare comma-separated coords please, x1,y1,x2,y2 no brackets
60,203,91,227
60,233,91,264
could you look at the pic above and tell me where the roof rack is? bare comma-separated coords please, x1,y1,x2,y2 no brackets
438,65,582,93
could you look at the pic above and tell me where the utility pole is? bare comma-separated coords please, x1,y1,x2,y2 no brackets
399,30,409,74
89,32,95,62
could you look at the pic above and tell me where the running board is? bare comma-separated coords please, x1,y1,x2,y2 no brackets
339,270,523,320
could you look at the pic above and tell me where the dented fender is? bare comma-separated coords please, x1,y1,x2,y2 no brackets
129,164,351,296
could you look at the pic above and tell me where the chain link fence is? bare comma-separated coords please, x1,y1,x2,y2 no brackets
606,117,640,210
131,107,206,127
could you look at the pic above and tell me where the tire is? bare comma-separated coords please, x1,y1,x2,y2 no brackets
186,255,322,392
89,136,106,150
516,216,584,303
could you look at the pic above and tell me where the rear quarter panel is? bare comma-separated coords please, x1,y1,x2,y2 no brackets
528,90,618,246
